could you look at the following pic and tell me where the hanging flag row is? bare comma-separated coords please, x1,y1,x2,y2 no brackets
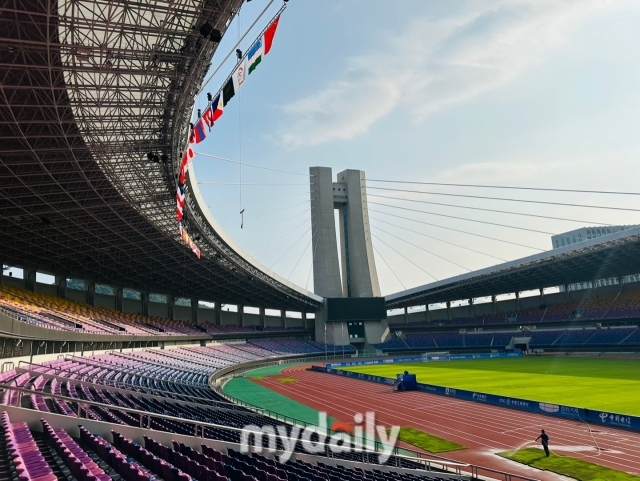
174,11,282,258
179,224,201,259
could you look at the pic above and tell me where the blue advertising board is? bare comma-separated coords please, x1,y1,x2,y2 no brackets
310,363,640,432
326,351,521,369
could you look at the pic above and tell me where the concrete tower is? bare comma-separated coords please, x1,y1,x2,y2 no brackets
310,167,387,347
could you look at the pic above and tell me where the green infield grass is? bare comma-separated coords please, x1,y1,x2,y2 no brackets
341,356,640,415
498,448,640,480
392,427,466,453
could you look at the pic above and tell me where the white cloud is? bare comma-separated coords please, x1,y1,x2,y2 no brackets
433,160,561,185
277,0,611,149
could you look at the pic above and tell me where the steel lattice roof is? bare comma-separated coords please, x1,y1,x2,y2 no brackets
385,228,640,309
0,0,321,312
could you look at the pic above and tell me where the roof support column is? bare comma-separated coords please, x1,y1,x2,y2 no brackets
281,310,287,329
259,307,266,329
515,292,520,311
539,288,544,305
191,299,198,323
24,267,36,292
141,292,149,317
446,301,452,321
404,307,409,324
116,288,124,312
0,261,4,285
238,305,244,327
87,282,95,306
469,299,474,317
425,305,431,323
302,312,309,330
564,285,569,302
56,276,66,300
619,277,624,292
592,280,597,299
491,296,497,315
167,294,174,320
214,303,221,325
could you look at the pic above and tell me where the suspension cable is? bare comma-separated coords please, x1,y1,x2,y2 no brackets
369,208,545,252
367,186,640,213
219,199,312,228
372,233,438,282
370,216,507,262
196,152,313,177
367,179,640,196
372,244,406,291
199,182,312,186
368,202,555,235
368,194,610,226
372,225,471,272
208,191,312,208
237,208,311,243
269,223,314,270
252,215,313,256
288,238,312,280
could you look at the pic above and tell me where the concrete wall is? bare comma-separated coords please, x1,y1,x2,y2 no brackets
220,310,239,326
264,315,282,327
199,307,215,323
174,305,191,321
309,166,343,298
243,313,260,327
35,283,57,297
336,169,380,298
66,289,86,304
94,293,116,310
149,302,168,319
122,298,142,315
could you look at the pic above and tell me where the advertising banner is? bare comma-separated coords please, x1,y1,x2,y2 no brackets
310,363,640,432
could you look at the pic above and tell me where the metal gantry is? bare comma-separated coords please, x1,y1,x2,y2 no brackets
0,0,321,312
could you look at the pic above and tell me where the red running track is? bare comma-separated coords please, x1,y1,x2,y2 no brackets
253,364,640,481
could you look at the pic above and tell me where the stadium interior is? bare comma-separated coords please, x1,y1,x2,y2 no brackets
2,1,640,481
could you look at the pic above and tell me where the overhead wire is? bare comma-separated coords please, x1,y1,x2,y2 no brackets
199,182,312,186
252,215,314,256
372,244,406,291
219,199,312,228
367,179,640,196
237,208,311,243
370,216,508,262
372,233,438,282
269,223,314,270
369,208,545,252
367,194,610,226
367,186,640,213
372,225,471,272
207,191,312,208
368,201,555,235
288,238,312,280
196,152,312,177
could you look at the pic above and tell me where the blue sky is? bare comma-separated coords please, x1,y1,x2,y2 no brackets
192,0,640,297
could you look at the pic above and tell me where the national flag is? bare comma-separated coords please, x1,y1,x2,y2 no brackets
185,144,196,163
222,77,235,106
211,93,224,121
202,107,214,130
176,186,185,207
189,240,201,259
247,38,263,75
193,119,207,143
232,58,247,92
263,15,280,55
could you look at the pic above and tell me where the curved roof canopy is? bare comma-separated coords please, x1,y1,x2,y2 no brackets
0,0,321,311
385,228,640,310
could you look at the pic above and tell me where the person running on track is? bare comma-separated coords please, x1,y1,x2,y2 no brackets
535,429,550,457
